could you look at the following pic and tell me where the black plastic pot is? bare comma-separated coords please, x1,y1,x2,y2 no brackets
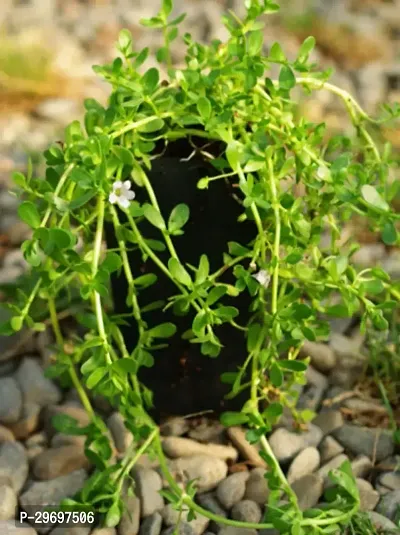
105,135,257,420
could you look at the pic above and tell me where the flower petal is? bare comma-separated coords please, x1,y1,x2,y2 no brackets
118,197,131,209
113,181,123,190
109,192,118,204
123,180,131,190
126,190,136,200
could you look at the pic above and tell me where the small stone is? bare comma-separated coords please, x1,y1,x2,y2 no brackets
356,478,379,511
268,425,323,463
139,512,162,535
49,528,91,535
0,521,37,534
291,473,324,511
118,494,140,535
161,504,209,535
51,433,86,449
35,98,81,124
160,417,190,437
244,468,269,505
7,402,41,439
0,483,17,520
226,427,266,468
317,454,349,484
107,412,133,454
319,436,344,463
351,455,373,479
168,455,228,493
299,340,336,373
15,358,62,407
0,441,28,492
297,366,328,412
196,492,227,517
188,420,225,444
32,445,91,480
132,467,164,517
218,529,257,535
379,472,400,491
312,411,344,437
19,469,87,513
368,511,398,532
333,424,394,462
287,447,320,484
375,489,400,522
92,529,117,535
0,377,22,424
162,525,194,535
0,425,15,443
162,437,238,462
216,472,249,509
231,500,262,523
25,432,47,448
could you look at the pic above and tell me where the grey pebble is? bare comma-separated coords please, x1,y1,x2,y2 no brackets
230,500,262,524
291,473,324,511
356,478,380,512
92,529,117,535
368,511,399,532
0,483,17,520
15,357,62,407
0,441,28,492
162,524,194,535
287,447,320,484
0,377,22,424
218,528,257,535
19,469,87,511
351,455,373,479
107,412,133,455
0,521,37,534
196,492,227,517
312,410,344,437
118,495,141,535
244,468,269,505
167,455,227,493
379,471,400,491
132,467,164,518
333,424,394,462
49,527,91,535
268,425,323,463
160,417,190,437
161,504,209,535
375,489,400,522
216,472,249,509
317,454,349,485
139,512,162,535
319,435,344,463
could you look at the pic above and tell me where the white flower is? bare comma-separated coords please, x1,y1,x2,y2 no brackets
252,269,270,289
109,180,135,209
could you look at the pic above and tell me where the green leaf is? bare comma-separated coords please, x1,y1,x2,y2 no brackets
279,65,296,90
196,254,209,285
206,286,227,306
197,97,212,121
382,221,397,245
168,203,190,233
142,68,160,93
143,203,166,230
263,402,283,422
148,322,177,338
298,36,316,61
247,323,262,353
105,502,121,528
269,42,286,62
18,201,41,229
220,412,249,427
118,29,132,53
69,190,97,210
226,141,243,172
361,185,389,212
86,367,107,389
247,30,264,56
270,362,283,387
214,306,239,321
168,257,192,287
12,172,26,188
11,316,23,332
162,0,173,17
278,359,308,372
136,118,165,133
361,279,384,295
135,273,157,288
101,252,122,273
112,146,134,166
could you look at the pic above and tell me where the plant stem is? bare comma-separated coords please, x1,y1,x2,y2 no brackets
40,163,75,228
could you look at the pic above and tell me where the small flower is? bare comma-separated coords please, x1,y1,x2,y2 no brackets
252,269,271,289
109,180,135,209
